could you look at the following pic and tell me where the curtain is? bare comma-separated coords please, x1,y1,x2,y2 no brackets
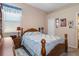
2,4,22,33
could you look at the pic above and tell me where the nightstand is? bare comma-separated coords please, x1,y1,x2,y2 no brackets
11,35,21,49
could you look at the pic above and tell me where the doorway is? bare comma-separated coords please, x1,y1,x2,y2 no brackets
48,18,55,35
76,13,79,48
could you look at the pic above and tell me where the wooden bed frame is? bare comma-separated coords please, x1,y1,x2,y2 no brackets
20,28,68,56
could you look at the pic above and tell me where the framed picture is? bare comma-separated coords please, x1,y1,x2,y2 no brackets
69,20,74,28
55,18,59,28
60,18,66,27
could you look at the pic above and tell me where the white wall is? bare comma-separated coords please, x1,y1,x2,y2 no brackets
15,3,47,33
48,4,79,48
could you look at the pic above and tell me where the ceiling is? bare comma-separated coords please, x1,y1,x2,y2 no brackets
28,3,77,13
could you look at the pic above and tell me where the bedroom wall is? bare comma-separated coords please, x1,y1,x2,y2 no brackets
15,3,47,33
47,4,79,48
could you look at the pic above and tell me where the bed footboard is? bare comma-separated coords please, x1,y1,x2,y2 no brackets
41,34,68,56
65,34,68,53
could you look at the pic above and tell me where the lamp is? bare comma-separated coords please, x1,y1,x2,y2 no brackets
38,28,41,32
41,27,44,33
17,27,21,37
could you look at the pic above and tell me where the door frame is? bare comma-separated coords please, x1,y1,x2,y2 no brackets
76,12,79,48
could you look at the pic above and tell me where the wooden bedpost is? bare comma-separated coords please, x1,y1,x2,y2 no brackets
64,34,68,53
21,28,23,37
41,39,46,56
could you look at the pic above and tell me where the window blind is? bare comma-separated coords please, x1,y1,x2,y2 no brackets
2,4,22,33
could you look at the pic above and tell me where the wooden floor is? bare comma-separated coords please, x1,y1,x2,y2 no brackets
0,37,14,56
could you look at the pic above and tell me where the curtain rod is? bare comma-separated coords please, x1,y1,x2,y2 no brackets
2,3,22,10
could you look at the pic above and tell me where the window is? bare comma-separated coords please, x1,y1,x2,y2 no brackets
2,4,22,33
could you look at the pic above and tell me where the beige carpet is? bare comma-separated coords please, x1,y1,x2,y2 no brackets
61,48,79,56
15,47,29,56
15,47,79,56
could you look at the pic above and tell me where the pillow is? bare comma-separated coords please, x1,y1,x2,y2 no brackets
22,32,33,40
27,32,33,35
24,32,33,36
42,34,46,39
32,32,42,35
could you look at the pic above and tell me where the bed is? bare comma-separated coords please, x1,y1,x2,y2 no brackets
20,28,68,56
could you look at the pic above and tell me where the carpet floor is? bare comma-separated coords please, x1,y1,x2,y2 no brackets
15,47,79,56
15,47,29,56
61,48,79,56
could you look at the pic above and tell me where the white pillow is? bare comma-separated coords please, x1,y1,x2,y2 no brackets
32,32,41,35
24,32,33,36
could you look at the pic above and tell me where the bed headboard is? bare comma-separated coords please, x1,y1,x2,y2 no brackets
21,28,39,36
